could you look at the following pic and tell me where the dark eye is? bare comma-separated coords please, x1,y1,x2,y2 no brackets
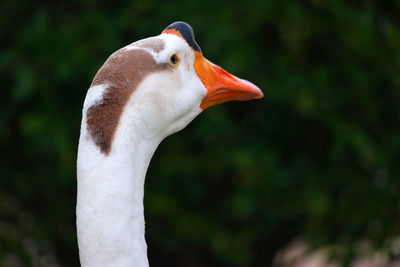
169,53,180,66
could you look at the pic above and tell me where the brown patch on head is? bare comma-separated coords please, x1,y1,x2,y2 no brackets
133,38,165,53
86,48,168,154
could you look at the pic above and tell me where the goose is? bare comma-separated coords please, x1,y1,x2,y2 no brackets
76,21,263,267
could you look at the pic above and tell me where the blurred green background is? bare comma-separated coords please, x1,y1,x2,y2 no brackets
1,0,400,266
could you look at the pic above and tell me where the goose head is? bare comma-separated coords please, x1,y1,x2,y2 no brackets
84,21,263,154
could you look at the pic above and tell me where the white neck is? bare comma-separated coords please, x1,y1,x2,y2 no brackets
76,86,165,267
77,134,160,267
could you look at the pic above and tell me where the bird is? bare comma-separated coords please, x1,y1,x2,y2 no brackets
76,21,263,267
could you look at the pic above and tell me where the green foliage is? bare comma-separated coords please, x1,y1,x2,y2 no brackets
1,0,400,266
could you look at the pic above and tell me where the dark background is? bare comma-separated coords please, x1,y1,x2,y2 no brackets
1,0,400,266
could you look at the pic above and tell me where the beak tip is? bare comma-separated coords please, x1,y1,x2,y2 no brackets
241,79,263,100
255,89,264,99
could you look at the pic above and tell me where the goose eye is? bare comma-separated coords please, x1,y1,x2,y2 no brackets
169,53,180,66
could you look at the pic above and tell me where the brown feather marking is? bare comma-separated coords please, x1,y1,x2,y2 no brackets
86,48,169,155
134,38,165,53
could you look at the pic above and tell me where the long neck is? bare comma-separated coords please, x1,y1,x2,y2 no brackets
76,119,161,267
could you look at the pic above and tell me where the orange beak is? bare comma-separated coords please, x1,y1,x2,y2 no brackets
194,51,263,109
